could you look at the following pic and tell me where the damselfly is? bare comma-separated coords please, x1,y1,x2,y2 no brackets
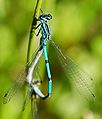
34,11,95,101
3,45,45,106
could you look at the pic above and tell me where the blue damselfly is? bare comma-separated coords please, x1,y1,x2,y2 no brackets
34,11,95,101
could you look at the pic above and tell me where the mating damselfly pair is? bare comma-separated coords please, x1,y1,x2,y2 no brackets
3,10,95,119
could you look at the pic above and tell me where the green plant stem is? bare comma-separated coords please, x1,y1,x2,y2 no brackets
26,0,42,67
25,1,42,117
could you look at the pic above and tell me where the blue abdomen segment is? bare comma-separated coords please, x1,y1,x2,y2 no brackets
43,44,51,79
48,80,52,94
43,43,52,95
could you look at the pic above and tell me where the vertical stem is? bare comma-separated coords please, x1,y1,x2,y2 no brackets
26,1,43,118
31,96,39,119
26,0,42,118
26,0,42,66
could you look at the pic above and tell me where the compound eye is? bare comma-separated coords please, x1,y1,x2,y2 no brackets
46,14,52,20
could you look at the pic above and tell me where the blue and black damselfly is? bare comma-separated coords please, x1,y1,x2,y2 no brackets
34,11,95,101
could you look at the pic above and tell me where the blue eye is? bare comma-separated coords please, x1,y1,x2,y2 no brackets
46,14,52,20
48,14,52,19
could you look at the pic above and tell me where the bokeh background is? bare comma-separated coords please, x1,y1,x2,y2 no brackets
0,0,102,119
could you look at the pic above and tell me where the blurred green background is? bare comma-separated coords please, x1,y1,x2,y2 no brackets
0,0,102,119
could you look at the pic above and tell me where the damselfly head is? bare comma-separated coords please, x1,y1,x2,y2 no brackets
39,14,52,21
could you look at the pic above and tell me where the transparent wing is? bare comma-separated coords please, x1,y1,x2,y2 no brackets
3,69,26,104
3,46,41,104
51,40,95,101
3,84,19,104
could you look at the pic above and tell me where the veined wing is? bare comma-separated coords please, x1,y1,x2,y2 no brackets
3,46,41,104
51,40,95,101
3,69,26,104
